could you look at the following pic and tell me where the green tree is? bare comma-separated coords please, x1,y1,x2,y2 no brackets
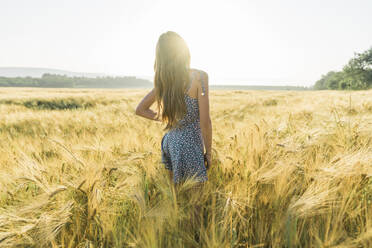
314,71,345,90
314,46,372,90
343,47,372,90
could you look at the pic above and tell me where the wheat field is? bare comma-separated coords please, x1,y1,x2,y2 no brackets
0,88,371,248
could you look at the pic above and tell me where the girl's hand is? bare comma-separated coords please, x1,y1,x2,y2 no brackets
204,153,212,170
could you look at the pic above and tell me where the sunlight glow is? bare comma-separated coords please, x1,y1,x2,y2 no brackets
1,0,372,86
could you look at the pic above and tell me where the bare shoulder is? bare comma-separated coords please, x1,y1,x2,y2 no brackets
190,68,209,86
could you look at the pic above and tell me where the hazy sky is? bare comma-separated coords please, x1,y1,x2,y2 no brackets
1,0,372,86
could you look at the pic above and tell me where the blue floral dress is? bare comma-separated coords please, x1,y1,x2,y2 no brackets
161,71,208,183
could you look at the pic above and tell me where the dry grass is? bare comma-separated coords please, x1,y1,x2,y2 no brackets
0,87,371,247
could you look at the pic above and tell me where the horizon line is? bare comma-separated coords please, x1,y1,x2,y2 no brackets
0,66,313,87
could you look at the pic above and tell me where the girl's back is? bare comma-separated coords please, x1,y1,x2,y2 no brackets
173,69,206,130
161,69,208,183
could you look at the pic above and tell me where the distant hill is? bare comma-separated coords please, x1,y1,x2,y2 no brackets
0,73,152,88
0,67,106,78
0,67,312,90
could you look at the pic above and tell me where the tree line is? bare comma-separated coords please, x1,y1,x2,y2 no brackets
314,47,372,90
0,74,152,88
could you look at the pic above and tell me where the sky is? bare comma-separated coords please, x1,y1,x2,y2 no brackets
1,0,372,86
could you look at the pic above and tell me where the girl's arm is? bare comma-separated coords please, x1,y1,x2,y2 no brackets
135,88,161,121
198,71,212,161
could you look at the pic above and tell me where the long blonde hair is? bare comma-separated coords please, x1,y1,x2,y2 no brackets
154,31,191,130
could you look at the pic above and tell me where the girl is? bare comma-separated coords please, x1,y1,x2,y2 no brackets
135,31,212,184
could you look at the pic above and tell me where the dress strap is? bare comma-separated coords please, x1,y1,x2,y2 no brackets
200,71,206,96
